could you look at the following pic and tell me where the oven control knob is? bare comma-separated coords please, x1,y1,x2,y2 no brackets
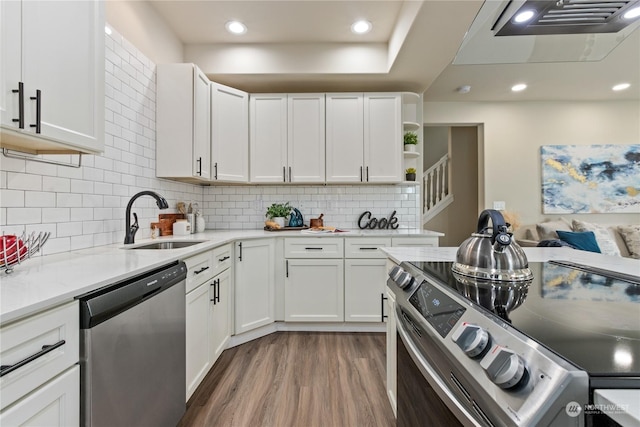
388,265,404,282
451,323,491,358
397,272,415,289
480,346,526,389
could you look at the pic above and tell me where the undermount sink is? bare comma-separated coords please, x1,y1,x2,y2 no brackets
123,240,207,250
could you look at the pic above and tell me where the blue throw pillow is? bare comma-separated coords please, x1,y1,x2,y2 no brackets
556,230,601,253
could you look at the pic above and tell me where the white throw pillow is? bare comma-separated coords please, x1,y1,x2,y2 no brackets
572,220,621,257
535,218,572,241
618,225,640,259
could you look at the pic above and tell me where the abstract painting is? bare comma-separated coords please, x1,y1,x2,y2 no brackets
541,144,640,213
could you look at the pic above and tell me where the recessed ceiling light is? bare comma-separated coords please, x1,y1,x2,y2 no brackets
511,83,527,92
104,26,112,35
226,21,247,35
351,20,372,34
623,6,640,19
612,83,631,91
514,9,536,23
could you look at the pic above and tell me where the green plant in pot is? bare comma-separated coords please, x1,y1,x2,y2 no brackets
404,132,418,152
405,168,417,182
265,202,292,228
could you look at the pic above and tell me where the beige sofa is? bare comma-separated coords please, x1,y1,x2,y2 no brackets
513,218,639,259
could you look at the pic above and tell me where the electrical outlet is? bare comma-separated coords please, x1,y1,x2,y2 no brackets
493,201,506,210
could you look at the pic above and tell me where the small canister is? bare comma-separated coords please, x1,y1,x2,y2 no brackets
173,219,191,236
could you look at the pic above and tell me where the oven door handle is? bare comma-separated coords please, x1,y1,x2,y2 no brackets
396,307,483,427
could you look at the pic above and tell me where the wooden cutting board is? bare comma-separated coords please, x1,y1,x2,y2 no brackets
156,213,185,236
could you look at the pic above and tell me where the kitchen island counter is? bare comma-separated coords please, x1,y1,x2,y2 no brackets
0,228,442,324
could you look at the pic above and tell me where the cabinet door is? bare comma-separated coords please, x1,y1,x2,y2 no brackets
19,0,104,153
193,67,211,179
157,64,210,181
210,269,231,365
249,94,287,183
0,1,21,131
287,94,325,183
0,366,79,427
235,239,275,333
325,93,364,183
344,259,387,322
386,288,397,416
285,259,344,322
211,82,248,182
185,282,211,400
364,93,402,182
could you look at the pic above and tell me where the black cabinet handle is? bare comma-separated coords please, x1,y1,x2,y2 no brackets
218,256,230,262
216,279,221,304
283,166,286,182
286,260,289,278
210,279,217,303
214,162,218,180
381,293,388,322
196,157,202,176
238,242,243,261
360,166,363,182
366,166,369,182
359,247,378,251
11,82,24,129
29,89,41,134
0,340,66,377
304,247,323,250
288,166,292,182
194,266,210,274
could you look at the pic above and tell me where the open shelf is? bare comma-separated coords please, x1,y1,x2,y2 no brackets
403,150,420,159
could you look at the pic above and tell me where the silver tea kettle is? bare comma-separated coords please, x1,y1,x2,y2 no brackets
452,209,533,282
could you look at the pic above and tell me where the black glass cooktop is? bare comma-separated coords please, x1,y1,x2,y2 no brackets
409,261,640,378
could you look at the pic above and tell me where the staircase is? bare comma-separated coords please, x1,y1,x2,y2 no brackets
422,154,453,224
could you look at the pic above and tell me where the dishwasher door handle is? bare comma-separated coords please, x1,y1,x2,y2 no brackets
0,340,66,377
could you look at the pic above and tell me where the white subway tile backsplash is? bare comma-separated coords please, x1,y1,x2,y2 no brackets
7,172,42,191
42,208,70,223
24,191,55,208
7,207,42,224
1,189,25,207
42,176,70,193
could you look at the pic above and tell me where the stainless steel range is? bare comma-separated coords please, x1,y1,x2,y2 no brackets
388,260,640,427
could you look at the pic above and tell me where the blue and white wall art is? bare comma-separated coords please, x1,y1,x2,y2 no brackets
541,144,640,213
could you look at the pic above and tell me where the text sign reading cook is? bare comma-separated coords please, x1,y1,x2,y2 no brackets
358,211,399,230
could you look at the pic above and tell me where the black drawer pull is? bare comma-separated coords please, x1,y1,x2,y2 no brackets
304,247,323,250
218,256,230,262
194,266,210,274
381,293,388,322
359,247,378,250
1,340,66,377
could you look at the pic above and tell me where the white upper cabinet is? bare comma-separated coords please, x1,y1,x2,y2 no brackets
287,94,325,183
364,93,403,182
326,93,402,183
0,0,104,154
249,93,325,183
325,93,364,183
157,64,211,181
211,82,249,182
249,94,288,183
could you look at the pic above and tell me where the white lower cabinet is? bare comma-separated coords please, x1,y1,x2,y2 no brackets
185,281,211,400
209,269,231,364
386,286,397,417
235,239,276,334
285,259,344,322
0,365,79,427
344,258,388,322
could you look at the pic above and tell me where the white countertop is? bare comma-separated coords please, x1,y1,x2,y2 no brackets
594,389,640,427
0,228,442,324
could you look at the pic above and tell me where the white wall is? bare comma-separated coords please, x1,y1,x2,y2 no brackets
106,1,183,64
424,101,640,226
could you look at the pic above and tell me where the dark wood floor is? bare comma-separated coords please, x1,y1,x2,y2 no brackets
178,331,396,427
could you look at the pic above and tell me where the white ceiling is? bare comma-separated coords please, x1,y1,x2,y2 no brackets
149,0,640,101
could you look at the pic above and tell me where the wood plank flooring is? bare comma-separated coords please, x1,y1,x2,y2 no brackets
178,332,396,427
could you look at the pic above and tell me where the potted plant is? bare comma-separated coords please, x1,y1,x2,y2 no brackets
405,168,417,182
404,132,418,152
265,202,292,228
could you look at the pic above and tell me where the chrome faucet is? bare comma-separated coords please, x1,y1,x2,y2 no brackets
124,191,170,244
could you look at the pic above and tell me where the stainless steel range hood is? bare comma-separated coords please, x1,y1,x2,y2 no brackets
494,0,640,36
453,0,640,65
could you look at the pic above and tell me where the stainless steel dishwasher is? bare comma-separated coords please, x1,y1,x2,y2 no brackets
78,261,187,427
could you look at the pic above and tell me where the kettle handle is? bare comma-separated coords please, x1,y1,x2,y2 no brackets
477,209,511,246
